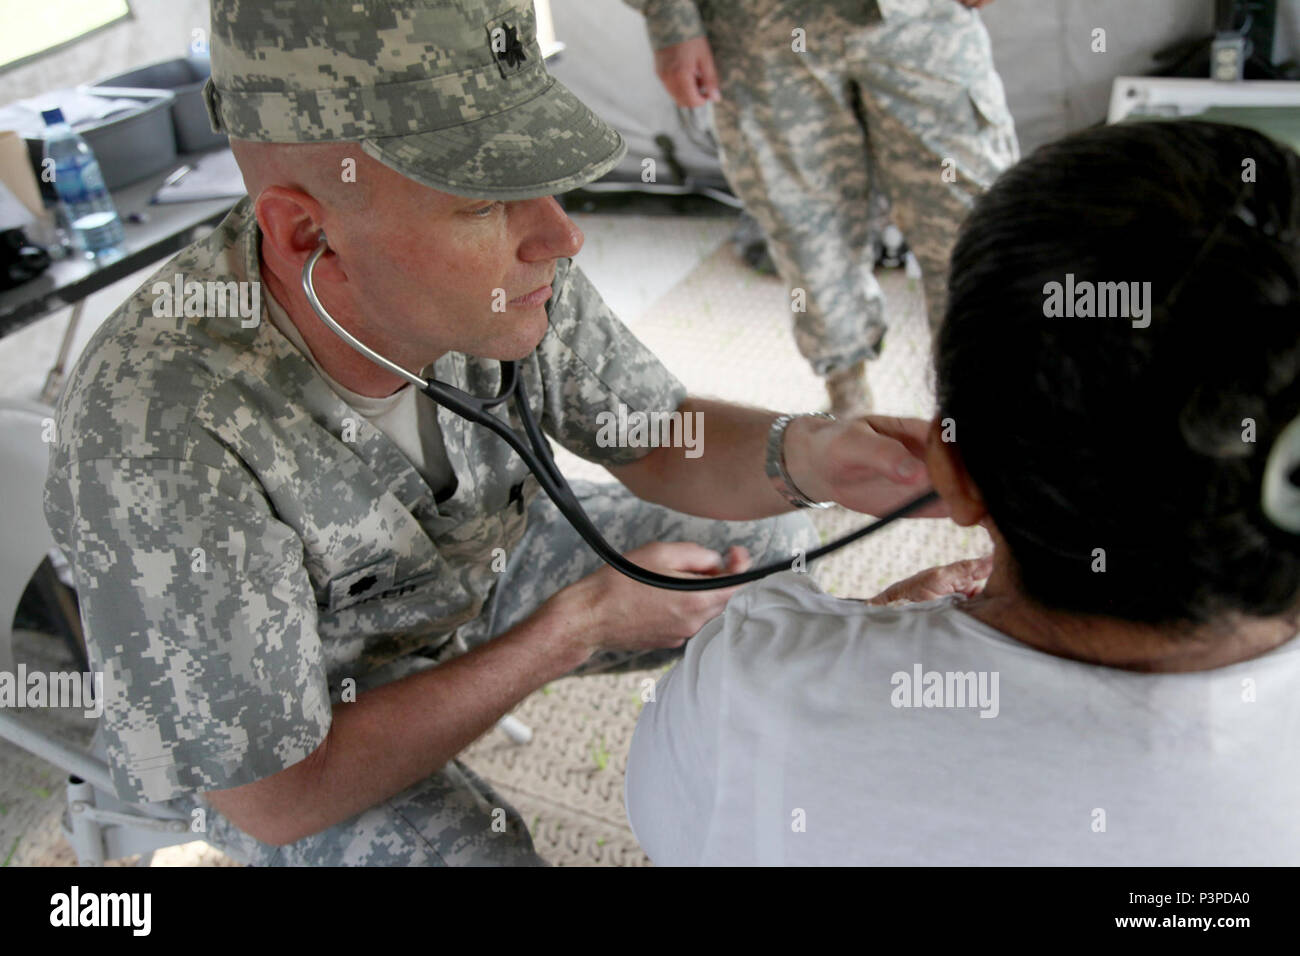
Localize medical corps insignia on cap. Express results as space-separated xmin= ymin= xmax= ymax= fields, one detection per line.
xmin=487 ymin=13 xmax=529 ymax=77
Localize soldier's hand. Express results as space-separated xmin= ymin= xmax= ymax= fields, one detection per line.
xmin=784 ymin=414 xmax=951 ymax=519
xmin=552 ymin=541 xmax=750 ymax=658
xmin=653 ymin=36 xmax=721 ymax=108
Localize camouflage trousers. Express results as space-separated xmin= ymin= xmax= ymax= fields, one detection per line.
xmin=707 ymin=2 xmax=1020 ymax=375
xmin=172 ymin=479 xmax=817 ymax=866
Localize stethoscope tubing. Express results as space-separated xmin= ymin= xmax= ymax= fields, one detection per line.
xmin=303 ymin=238 xmax=939 ymax=591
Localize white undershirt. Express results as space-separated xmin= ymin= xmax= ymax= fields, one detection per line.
xmin=625 ymin=570 xmax=1300 ymax=865
xmin=263 ymin=291 xmax=454 ymax=499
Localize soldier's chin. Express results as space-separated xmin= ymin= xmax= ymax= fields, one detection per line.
xmin=481 ymin=310 xmax=548 ymax=361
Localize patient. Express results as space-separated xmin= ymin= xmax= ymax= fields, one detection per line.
xmin=624 ymin=119 xmax=1300 ymax=865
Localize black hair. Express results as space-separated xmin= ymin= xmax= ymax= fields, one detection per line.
xmin=935 ymin=120 xmax=1300 ymax=625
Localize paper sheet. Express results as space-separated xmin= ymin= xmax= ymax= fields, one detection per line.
xmin=150 ymin=148 xmax=248 ymax=204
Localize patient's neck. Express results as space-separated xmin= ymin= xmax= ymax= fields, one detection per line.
xmin=958 ymin=544 xmax=1298 ymax=674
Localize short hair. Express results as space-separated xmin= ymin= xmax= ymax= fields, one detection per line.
xmin=935 ymin=120 xmax=1300 ymax=625
xmin=229 ymin=139 xmax=372 ymax=213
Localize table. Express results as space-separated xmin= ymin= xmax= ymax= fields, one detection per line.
xmin=0 ymin=149 xmax=241 ymax=402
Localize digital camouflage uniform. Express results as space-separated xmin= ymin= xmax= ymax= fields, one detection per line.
xmin=628 ymin=0 xmax=1021 ymax=373
xmin=44 ymin=0 xmax=819 ymax=866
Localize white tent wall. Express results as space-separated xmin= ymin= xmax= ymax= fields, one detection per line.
xmin=989 ymin=0 xmax=1296 ymax=148
xmin=0 ymin=0 xmax=210 ymax=102
xmin=981 ymin=0 xmax=1214 ymax=150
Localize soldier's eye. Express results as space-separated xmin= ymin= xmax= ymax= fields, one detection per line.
xmin=471 ymin=202 xmax=503 ymax=218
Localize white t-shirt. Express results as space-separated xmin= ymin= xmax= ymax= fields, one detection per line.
xmin=624 ymin=571 xmax=1300 ymax=865
xmin=264 ymin=291 xmax=454 ymax=499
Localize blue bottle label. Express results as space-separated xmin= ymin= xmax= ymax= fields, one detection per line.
xmin=55 ymin=156 xmax=107 ymax=205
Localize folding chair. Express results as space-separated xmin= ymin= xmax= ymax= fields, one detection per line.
xmin=0 ymin=398 xmax=197 ymax=865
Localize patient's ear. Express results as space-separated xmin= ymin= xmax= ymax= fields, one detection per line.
xmin=925 ymin=417 xmax=987 ymax=528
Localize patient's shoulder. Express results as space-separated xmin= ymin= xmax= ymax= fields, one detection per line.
xmin=730 ymin=570 xmax=964 ymax=632
xmin=694 ymin=571 xmax=975 ymax=677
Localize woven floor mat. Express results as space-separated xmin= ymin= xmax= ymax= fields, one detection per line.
xmin=463 ymin=669 xmax=662 ymax=867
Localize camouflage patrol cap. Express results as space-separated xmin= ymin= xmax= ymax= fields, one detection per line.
xmin=203 ymin=0 xmax=626 ymax=200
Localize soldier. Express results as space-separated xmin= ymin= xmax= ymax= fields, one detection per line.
xmin=44 ymin=0 xmax=944 ymax=866
xmin=628 ymin=0 xmax=1020 ymax=417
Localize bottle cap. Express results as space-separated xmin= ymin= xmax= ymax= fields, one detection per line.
xmin=40 ymin=108 xmax=66 ymax=126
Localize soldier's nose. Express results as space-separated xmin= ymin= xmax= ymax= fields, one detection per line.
xmin=519 ymin=197 xmax=583 ymax=261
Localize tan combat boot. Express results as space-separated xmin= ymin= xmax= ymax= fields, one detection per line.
xmin=825 ymin=361 xmax=873 ymax=420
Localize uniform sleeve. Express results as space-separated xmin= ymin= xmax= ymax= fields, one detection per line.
xmin=43 ymin=454 xmax=332 ymax=804
xmin=624 ymin=594 xmax=735 ymax=865
xmin=536 ymin=258 xmax=687 ymax=466
xmin=622 ymin=0 xmax=706 ymax=50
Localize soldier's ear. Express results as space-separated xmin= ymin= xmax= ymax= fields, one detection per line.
xmin=254 ymin=186 xmax=330 ymax=268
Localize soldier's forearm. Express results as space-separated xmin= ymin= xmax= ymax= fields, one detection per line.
xmin=609 ymin=398 xmax=799 ymax=521
xmin=203 ymin=598 xmax=592 ymax=847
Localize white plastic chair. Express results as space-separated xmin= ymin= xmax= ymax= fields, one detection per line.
xmin=0 ymin=398 xmax=194 ymax=865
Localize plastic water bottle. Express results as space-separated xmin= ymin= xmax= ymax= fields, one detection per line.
xmin=40 ymin=108 xmax=126 ymax=262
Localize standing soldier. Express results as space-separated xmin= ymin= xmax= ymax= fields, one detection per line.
xmin=628 ymin=0 xmax=1020 ymax=417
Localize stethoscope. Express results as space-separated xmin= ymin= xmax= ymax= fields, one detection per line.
xmin=302 ymin=236 xmax=939 ymax=590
